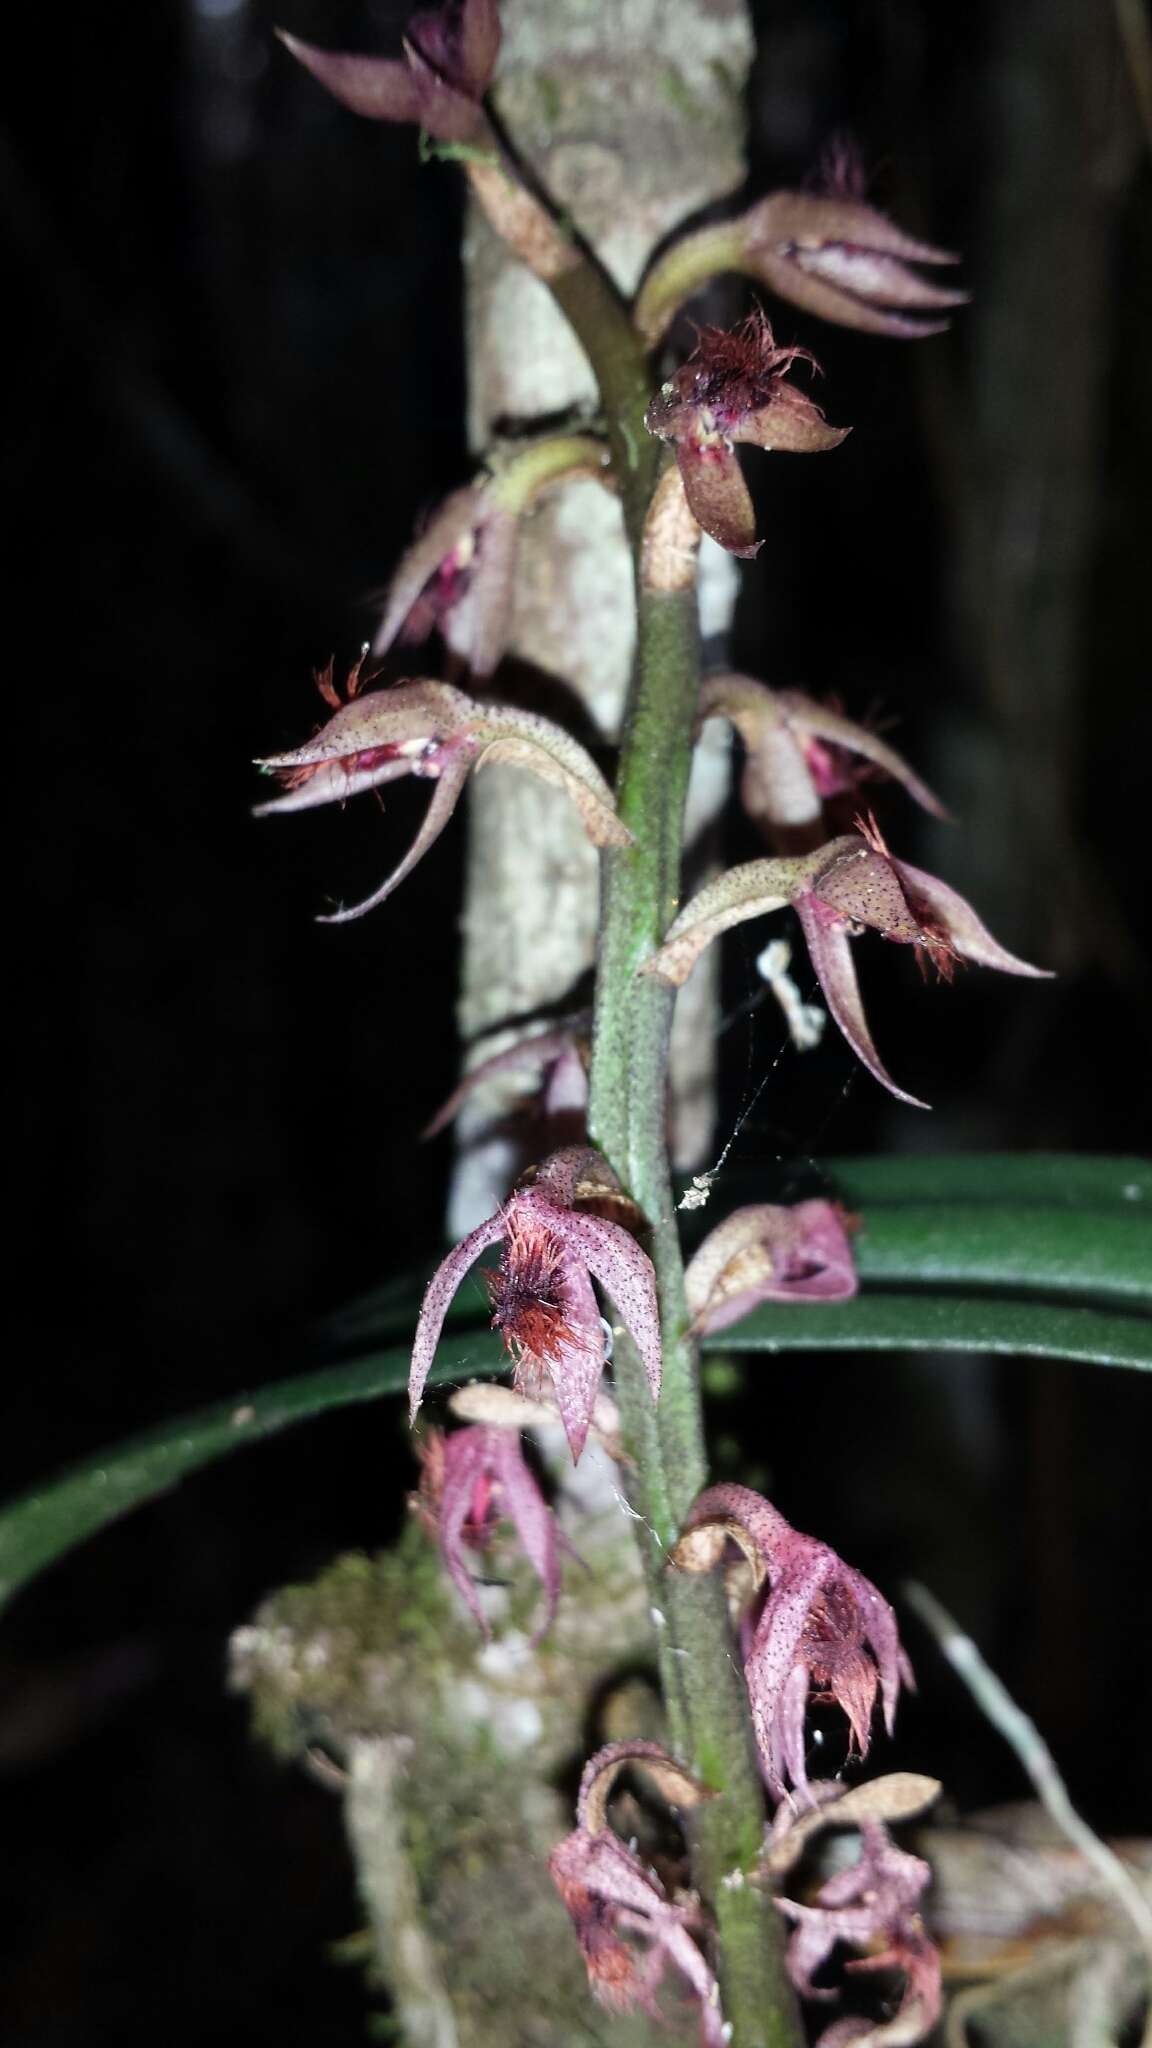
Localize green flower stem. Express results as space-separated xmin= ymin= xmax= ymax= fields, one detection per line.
xmin=548 ymin=261 xmax=662 ymax=541
xmin=473 ymin=163 xmax=801 ymax=2042
xmin=633 ymin=220 xmax=746 ymax=346
xmin=488 ymin=432 xmax=613 ymax=513
xmin=589 ymin=582 xmax=801 ymax=2047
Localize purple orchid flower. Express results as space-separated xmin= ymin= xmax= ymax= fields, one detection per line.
xmin=697 ymin=672 xmax=945 ymax=855
xmin=409 ymin=1148 xmax=662 ymax=1463
xmin=644 ymin=818 xmax=1051 ymax=1107
xmin=684 ymin=1199 xmax=858 ymax=1335
xmin=413 ymin=1421 xmax=561 ymax=1640
xmin=255 ymin=662 xmax=628 ymax=923
xmin=644 ymin=310 xmax=847 ymax=558
xmin=778 ymin=1818 xmax=941 ymax=2046
xmin=278 ymin=0 xmax=500 ymax=146
xmin=550 ymin=1741 xmax=724 ymax=2044
xmin=672 ymin=1483 xmax=913 ymax=1803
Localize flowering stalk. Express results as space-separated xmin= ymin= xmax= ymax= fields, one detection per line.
xmin=579 ymin=398 xmax=802 ymax=2044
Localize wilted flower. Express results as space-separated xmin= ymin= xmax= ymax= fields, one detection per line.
xmin=684 ymin=1200 xmax=857 ymax=1334
xmin=409 ymin=1148 xmax=661 ymax=1463
xmin=423 ymin=1015 xmax=590 ymax=1139
xmin=413 ymin=1421 xmax=561 ymax=1640
xmin=278 ymin=0 xmax=500 ymax=145
xmin=255 ymin=665 xmax=628 ymax=923
xmin=374 ymin=437 xmax=610 ymax=681
xmin=671 ymin=1483 xmax=912 ymax=1802
xmin=643 ymin=820 xmax=1051 ymax=1107
xmin=644 ymin=311 xmax=847 ymax=558
xmin=549 ymin=1741 xmax=724 ymax=2043
xmin=698 ymin=672 xmax=944 ymax=853
xmin=778 ymin=1818 xmax=941 ymax=2046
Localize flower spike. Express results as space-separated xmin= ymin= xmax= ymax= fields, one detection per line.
xmin=413 ymin=1421 xmax=561 ymax=1641
xmin=643 ymin=828 xmax=1051 ymax=1106
xmin=409 ymin=1148 xmax=661 ymax=1462
xmin=644 ymin=311 xmax=847 ymax=557
xmin=255 ymin=672 xmax=629 ymax=923
xmin=684 ymin=1200 xmax=857 ymax=1334
xmin=277 ymin=0 xmax=500 ymax=146
xmin=672 ymin=1483 xmax=913 ymax=1802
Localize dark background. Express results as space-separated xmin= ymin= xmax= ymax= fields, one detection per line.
xmin=5 ymin=1 xmax=1150 ymax=2041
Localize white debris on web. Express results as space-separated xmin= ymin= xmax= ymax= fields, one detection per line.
xmin=755 ymin=938 xmax=826 ymax=1051
xmin=678 ymin=1169 xmax=718 ymax=1212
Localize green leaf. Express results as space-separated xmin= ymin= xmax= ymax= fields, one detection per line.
xmin=852 ymin=1204 xmax=1149 ymax=1301
xmin=712 ymin=1294 xmax=1152 ymax=1367
xmin=0 ymin=1331 xmax=505 ymax=1617
xmin=827 ymin=1152 xmax=1151 ymax=1211
xmin=1 ymin=1155 xmax=1147 ymax=1617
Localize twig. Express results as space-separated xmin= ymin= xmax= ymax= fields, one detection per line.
xmin=904 ymin=1580 xmax=1152 ymax=2045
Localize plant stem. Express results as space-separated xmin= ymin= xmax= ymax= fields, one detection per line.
xmin=587 ymin=527 xmax=802 ymax=2048
xmin=473 ymin=148 xmax=801 ymax=2042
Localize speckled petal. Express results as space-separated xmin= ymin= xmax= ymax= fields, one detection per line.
xmin=409 ymin=1209 xmax=506 ymax=1420
xmin=795 ymin=900 xmax=930 ymax=1109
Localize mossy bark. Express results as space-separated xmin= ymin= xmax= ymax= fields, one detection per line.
xmin=232 ymin=1465 xmax=697 ymax=2045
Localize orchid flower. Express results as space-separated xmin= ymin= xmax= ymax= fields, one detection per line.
xmin=643 ymin=819 xmax=1051 ymax=1107
xmin=672 ymin=1483 xmax=913 ymax=1802
xmin=777 ymin=1819 xmax=941 ymax=2046
xmin=637 ymin=170 xmax=965 ymax=347
xmin=684 ymin=1199 xmax=857 ymax=1335
xmin=372 ymin=438 xmax=610 ymax=681
xmin=278 ymin=0 xmax=500 ymax=146
xmin=549 ymin=1741 xmax=725 ymax=2043
xmin=412 ymin=1420 xmax=560 ymax=1640
xmin=698 ymin=672 xmax=944 ymax=853
xmin=737 ymin=186 xmax=966 ymax=341
xmin=255 ymin=663 xmax=628 ymax=923
xmin=422 ymin=1016 xmax=590 ymax=1140
xmin=644 ymin=311 xmax=847 ymax=558
xmin=409 ymin=1148 xmax=661 ymax=1463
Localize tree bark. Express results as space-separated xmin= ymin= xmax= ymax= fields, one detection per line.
xmin=450 ymin=0 xmax=753 ymax=1233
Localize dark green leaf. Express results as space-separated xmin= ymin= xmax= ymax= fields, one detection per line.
xmin=2 ymin=1155 xmax=1147 ymax=1617
xmin=0 ymin=1332 xmax=504 ymax=1616
xmin=712 ymin=1294 xmax=1152 ymax=1367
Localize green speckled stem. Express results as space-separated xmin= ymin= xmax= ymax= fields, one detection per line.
xmin=547 ymin=277 xmax=800 ymax=2038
